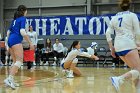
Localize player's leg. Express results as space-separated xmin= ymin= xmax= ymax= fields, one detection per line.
xmin=110 ymin=49 xmax=140 ymax=91
xmin=4 ymin=44 xmax=23 ymax=89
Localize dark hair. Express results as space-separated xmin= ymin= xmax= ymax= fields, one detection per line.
xmin=29 ymin=25 xmax=32 ymax=31
xmin=29 ymin=25 xmax=32 ymax=28
xmin=46 ymin=38 xmax=51 ymax=48
xmin=119 ymin=0 xmax=131 ymax=11
xmin=68 ymin=41 xmax=79 ymax=52
xmin=14 ymin=5 xmax=27 ymax=20
xmin=55 ymin=38 xmax=59 ymax=41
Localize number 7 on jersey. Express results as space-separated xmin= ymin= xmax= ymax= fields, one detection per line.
xmin=118 ymin=17 xmax=123 ymax=27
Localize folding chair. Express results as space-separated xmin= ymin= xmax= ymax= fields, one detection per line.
xmin=102 ymin=48 xmax=113 ymax=67
xmin=77 ymin=47 xmax=88 ymax=67
xmin=96 ymin=47 xmax=107 ymax=67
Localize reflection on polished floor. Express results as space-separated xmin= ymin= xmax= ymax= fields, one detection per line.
xmin=0 ymin=66 xmax=136 ymax=93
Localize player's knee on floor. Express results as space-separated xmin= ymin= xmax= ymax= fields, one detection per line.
xmin=14 ymin=61 xmax=22 ymax=68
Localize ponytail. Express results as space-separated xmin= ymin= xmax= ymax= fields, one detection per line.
xmin=68 ymin=45 xmax=73 ymax=53
xmin=14 ymin=5 xmax=27 ymax=20
xmin=68 ymin=41 xmax=79 ymax=53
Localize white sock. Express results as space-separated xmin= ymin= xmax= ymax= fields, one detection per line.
xmin=8 ymin=75 xmax=14 ymax=80
xmin=118 ymin=76 xmax=125 ymax=85
xmin=118 ymin=75 xmax=125 ymax=80
xmin=5 ymin=56 xmax=8 ymax=63
xmin=69 ymin=70 xmax=73 ymax=74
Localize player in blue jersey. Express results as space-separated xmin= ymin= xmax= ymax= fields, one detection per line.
xmin=106 ymin=0 xmax=140 ymax=92
xmin=4 ymin=5 xmax=34 ymax=89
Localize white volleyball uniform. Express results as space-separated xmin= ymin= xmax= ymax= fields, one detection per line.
xmin=106 ymin=11 xmax=140 ymax=52
xmin=61 ymin=48 xmax=91 ymax=66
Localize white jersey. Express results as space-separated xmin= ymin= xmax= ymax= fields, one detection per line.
xmin=61 ymin=48 xmax=91 ymax=64
xmin=27 ymin=31 xmax=38 ymax=45
xmin=106 ymin=11 xmax=140 ymax=52
xmin=87 ymin=47 xmax=95 ymax=55
xmin=53 ymin=43 xmax=64 ymax=53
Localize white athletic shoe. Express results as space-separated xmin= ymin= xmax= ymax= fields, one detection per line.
xmin=5 ymin=62 xmax=8 ymax=66
xmin=67 ymin=72 xmax=74 ymax=78
xmin=52 ymin=62 xmax=56 ymax=66
xmin=110 ymin=76 xmax=123 ymax=92
xmin=62 ymin=70 xmax=69 ymax=76
xmin=44 ymin=62 xmax=49 ymax=66
xmin=112 ymin=63 xmax=115 ymax=68
xmin=65 ymin=70 xmax=69 ymax=75
xmin=33 ymin=62 xmax=36 ymax=66
xmin=14 ymin=83 xmax=20 ymax=87
xmin=4 ymin=78 xmax=16 ymax=89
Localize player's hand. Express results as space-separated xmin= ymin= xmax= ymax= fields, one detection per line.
xmin=94 ymin=56 xmax=99 ymax=60
xmin=110 ymin=47 xmax=116 ymax=58
xmin=90 ymin=55 xmax=99 ymax=60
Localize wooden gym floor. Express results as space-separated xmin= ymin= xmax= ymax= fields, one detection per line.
xmin=0 ymin=66 xmax=136 ymax=93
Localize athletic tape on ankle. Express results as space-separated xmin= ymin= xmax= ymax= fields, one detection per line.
xmin=129 ymin=70 xmax=139 ymax=80
xmin=72 ymin=58 xmax=78 ymax=63
xmin=14 ymin=61 xmax=22 ymax=68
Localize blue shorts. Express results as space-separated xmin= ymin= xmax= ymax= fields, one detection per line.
xmin=116 ymin=49 xmax=132 ymax=56
xmin=8 ymin=34 xmax=23 ymax=48
xmin=61 ymin=63 xmax=65 ymax=69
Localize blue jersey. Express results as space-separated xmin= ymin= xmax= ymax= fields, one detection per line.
xmin=8 ymin=16 xmax=26 ymax=48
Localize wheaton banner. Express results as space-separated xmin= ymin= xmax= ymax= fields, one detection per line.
xmin=26 ymin=13 xmax=140 ymax=35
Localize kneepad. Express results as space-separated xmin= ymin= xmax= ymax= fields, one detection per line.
xmin=72 ymin=58 xmax=78 ymax=63
xmin=14 ymin=61 xmax=22 ymax=68
xmin=130 ymin=70 xmax=140 ymax=80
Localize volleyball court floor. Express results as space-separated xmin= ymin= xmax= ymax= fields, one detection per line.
xmin=0 ymin=66 xmax=135 ymax=93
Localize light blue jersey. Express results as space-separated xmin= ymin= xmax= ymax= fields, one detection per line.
xmin=8 ymin=16 xmax=26 ymax=47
